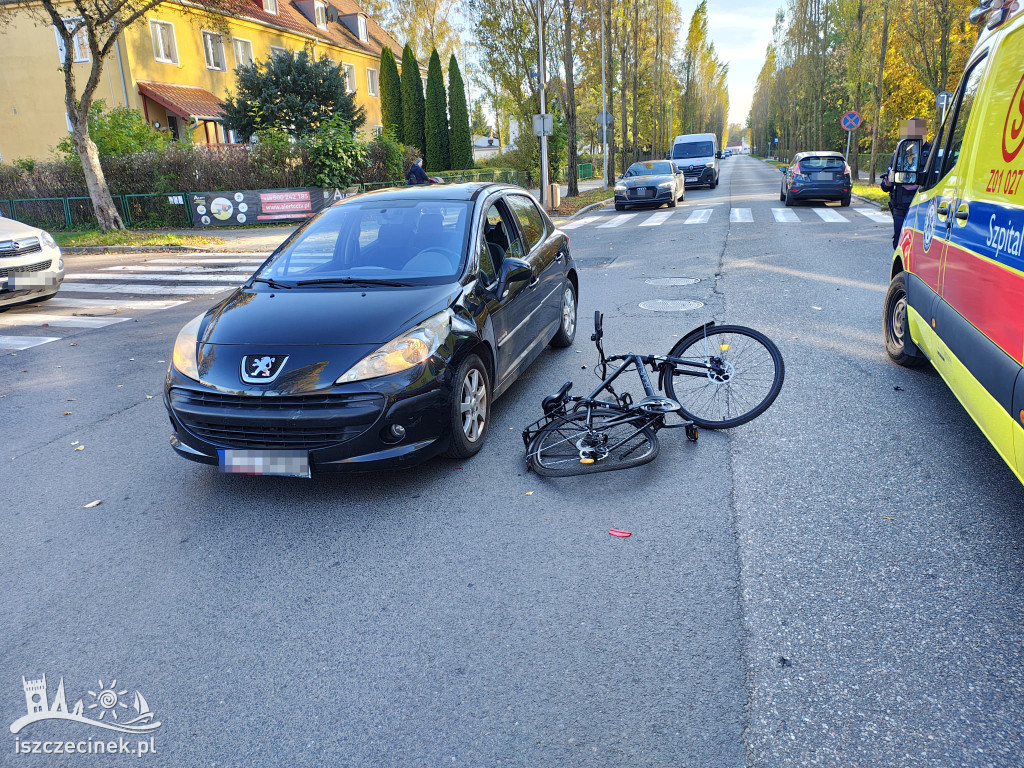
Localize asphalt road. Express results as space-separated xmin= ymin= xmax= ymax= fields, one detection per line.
xmin=1 ymin=156 xmax=1022 ymax=767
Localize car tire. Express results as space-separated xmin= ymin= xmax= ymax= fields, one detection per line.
xmin=668 ymin=195 xmax=677 ymax=208
xmin=615 ymin=203 xmax=624 ymax=211
xmin=883 ymin=272 xmax=926 ymax=368
xmin=709 ymin=176 xmax=717 ymax=189
xmin=780 ymin=185 xmax=786 ymax=202
xmin=443 ymin=353 xmax=491 ymax=459
xmin=785 ymin=188 xmax=794 ymax=207
xmin=840 ymin=194 xmax=851 ymax=207
xmin=550 ymin=282 xmax=577 ymax=348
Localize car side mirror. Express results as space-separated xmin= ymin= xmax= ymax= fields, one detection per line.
xmin=893 ymin=137 xmax=923 ymax=184
xmin=617 ymin=173 xmax=624 ymax=180
xmin=715 ymin=151 xmax=722 ymax=159
xmin=496 ymin=257 xmax=532 ymax=298
xmin=780 ymin=166 xmax=786 ymax=173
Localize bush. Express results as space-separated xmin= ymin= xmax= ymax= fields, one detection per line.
xmin=56 ymin=100 xmax=169 ymax=160
xmin=304 ymin=116 xmax=368 ymax=188
xmin=363 ymin=132 xmax=404 ymax=183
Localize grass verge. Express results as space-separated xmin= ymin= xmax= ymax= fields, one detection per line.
xmin=852 ymin=184 xmax=889 ymax=209
xmin=54 ymin=230 xmax=225 ymax=248
xmin=550 ymin=187 xmax=613 ymax=218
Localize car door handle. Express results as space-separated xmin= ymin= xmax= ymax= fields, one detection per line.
xmin=955 ymin=203 xmax=969 ymax=222
xmin=529 ymin=276 xmax=540 ymax=289
xmin=554 ymin=250 xmax=564 ymax=262
xmin=937 ymin=201 xmax=950 ymax=217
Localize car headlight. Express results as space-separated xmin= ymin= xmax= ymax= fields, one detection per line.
xmin=40 ymin=231 xmax=58 ymax=250
xmin=614 ymin=184 xmax=626 ymax=193
xmin=705 ymin=161 xmax=715 ymax=167
xmin=336 ymin=309 xmax=450 ymax=384
xmin=171 ymin=313 xmax=204 ymax=381
xmin=658 ymin=181 xmax=674 ymax=189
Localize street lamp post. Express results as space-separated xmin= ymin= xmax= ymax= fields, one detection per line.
xmin=537 ymin=0 xmax=549 ymax=209
xmin=600 ymin=0 xmax=607 ymax=189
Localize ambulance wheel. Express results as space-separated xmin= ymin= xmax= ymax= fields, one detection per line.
xmin=883 ymin=272 xmax=926 ymax=367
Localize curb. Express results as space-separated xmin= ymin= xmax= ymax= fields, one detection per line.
xmin=61 ymin=245 xmax=211 ymax=255
xmin=552 ymin=196 xmax=614 ymax=225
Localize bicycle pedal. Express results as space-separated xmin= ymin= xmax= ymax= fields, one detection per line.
xmin=579 ymin=457 xmax=595 ymax=464
xmin=685 ymin=424 xmax=699 ymax=442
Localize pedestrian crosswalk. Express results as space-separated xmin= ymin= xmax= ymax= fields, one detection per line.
xmin=559 ymin=205 xmax=890 ymax=231
xmin=0 ymin=256 xmax=258 ymax=351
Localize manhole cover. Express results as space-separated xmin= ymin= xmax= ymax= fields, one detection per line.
xmin=644 ymin=277 xmax=700 ymax=286
xmin=639 ymin=300 xmax=704 ymax=312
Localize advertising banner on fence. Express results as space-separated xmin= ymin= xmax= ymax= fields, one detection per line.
xmin=189 ymin=187 xmax=358 ymax=227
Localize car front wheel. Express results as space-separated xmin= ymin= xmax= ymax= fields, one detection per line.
xmin=444 ymin=354 xmax=491 ymax=458
xmin=550 ymin=282 xmax=577 ymax=348
xmin=883 ymin=272 xmax=926 ymax=367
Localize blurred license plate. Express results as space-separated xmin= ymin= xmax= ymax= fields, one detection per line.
xmin=814 ymin=172 xmax=831 ymax=180
xmin=685 ymin=176 xmax=697 ymax=182
xmin=218 ymin=449 xmax=310 ymax=478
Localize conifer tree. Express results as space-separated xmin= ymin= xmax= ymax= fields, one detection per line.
xmin=447 ymin=54 xmax=473 ymax=170
xmin=379 ymin=47 xmax=404 ymax=144
xmin=400 ymin=44 xmax=426 ymax=155
xmin=424 ymin=49 xmax=451 ymax=171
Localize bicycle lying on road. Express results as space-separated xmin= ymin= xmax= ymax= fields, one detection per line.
xmin=522 ymin=312 xmax=785 ymax=476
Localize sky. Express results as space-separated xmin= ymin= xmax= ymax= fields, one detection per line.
xmin=676 ymin=0 xmax=781 ymax=127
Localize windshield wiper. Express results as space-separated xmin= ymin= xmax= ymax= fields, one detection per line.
xmin=293 ymin=277 xmax=412 ymax=287
xmin=251 ymin=276 xmax=294 ymax=289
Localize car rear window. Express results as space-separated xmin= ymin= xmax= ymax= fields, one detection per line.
xmin=799 ymin=157 xmax=845 ymax=170
xmin=506 ymin=195 xmax=545 ymax=252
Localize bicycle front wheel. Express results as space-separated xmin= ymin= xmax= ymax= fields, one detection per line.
xmin=664 ymin=325 xmax=784 ymax=429
xmin=527 ymin=408 xmax=659 ymax=477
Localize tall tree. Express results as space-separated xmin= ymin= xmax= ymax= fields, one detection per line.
xmin=401 ymin=44 xmax=427 ymax=155
xmin=424 ymin=49 xmax=451 ymax=171
xmin=379 ymin=47 xmax=404 ymax=143
xmin=447 ymin=55 xmax=473 ymax=170
xmin=223 ymin=50 xmax=365 ymax=140
xmin=1 ymin=0 xmax=218 ymax=231
xmin=562 ymin=0 xmax=579 ymax=195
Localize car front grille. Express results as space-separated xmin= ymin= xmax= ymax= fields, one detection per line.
xmin=0 ymin=259 xmax=53 ymax=278
xmin=169 ymin=388 xmax=386 ymax=450
xmin=0 ymin=237 xmax=42 ymax=258
xmin=628 ymin=187 xmax=655 ymax=198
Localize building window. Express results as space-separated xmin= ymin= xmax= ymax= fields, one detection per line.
xmin=53 ymin=20 xmax=90 ymax=63
xmin=263 ymin=0 xmax=278 ymax=13
xmin=203 ymin=31 xmax=226 ymax=70
xmin=343 ymin=63 xmax=356 ymax=94
xmin=366 ymin=67 xmax=378 ymax=97
xmin=270 ymin=45 xmax=288 ymax=58
xmin=150 ymin=20 xmax=178 ymax=64
xmin=357 ymin=15 xmax=368 ymax=41
xmin=315 ymin=1 xmax=328 ymax=29
xmin=373 ymin=125 xmax=383 ymax=138
xmin=233 ymin=38 xmax=254 ymax=67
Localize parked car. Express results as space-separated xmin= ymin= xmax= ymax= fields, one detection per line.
xmin=779 ymin=151 xmax=852 ymax=206
xmin=722 ymin=149 xmax=732 ymax=158
xmin=614 ymin=161 xmax=685 ymax=211
xmin=670 ymin=132 xmax=721 ymax=188
xmin=882 ymin=5 xmax=1024 ymax=484
xmin=165 ymin=183 xmax=579 ymax=476
xmin=0 ymin=216 xmax=64 ymax=308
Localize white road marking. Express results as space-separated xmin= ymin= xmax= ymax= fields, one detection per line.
xmin=855 ymin=207 xmax=891 ymax=223
xmin=730 ymin=208 xmax=753 ymax=222
xmin=597 ymin=214 xmax=637 ymax=228
xmin=0 ymin=313 xmax=131 ymax=329
xmin=771 ymin=208 xmax=800 ymax=223
xmin=812 ymin=207 xmax=849 ymax=223
xmin=98 ymin=265 xmax=254 ymax=274
xmin=639 ymin=211 xmax=675 ymax=227
xmin=684 ymin=209 xmax=713 ymax=224
xmin=41 ymin=297 xmax=186 ymax=310
xmin=149 ymin=252 xmax=270 ymax=259
xmin=561 ymin=216 xmax=600 ymax=230
xmin=59 ymin=283 xmax=233 ymax=295
xmin=143 ymin=257 xmax=266 ymax=265
xmin=69 ymin=273 xmax=244 ymax=283
xmin=0 ymin=335 xmax=61 ymax=350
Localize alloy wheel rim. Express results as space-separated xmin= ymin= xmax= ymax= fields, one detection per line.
xmin=562 ymin=288 xmax=576 ymax=337
xmin=892 ymin=292 xmax=907 ymax=344
xmin=460 ymin=368 xmax=487 ymax=442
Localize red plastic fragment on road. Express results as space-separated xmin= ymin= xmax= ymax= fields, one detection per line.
xmin=608 ymin=529 xmax=632 ymax=538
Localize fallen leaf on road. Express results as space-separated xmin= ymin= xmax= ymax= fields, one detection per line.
xmin=70 ymin=441 xmax=79 ymax=446
xmin=524 ymin=491 xmax=534 ymax=496
xmin=893 ymin=386 xmax=904 ymax=391
xmin=69 ymin=342 xmax=77 ymax=346
xmin=81 ymin=500 xmax=101 ymax=509
xmin=609 ymin=529 xmax=632 ymax=538
xmin=811 ymin=306 xmax=823 ymax=311
xmin=74 ymin=445 xmax=84 ymax=451
xmin=62 ymin=411 xmax=72 ymax=416
xmin=41 ymin=323 xmax=49 ymax=327
xmin=882 ymin=516 xmax=896 ymax=520
xmin=67 ymin=398 xmax=76 ymax=401
xmin=145 ymin=395 xmax=153 ymax=399
xmin=117 ymin=384 xmax=124 ymax=388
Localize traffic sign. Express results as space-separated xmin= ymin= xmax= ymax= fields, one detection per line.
xmin=532 ymin=113 xmax=553 ymax=137
xmin=841 ymin=111 xmax=862 ymax=131
xmin=597 ymin=109 xmax=613 ymax=128
xmin=936 ymin=90 xmax=953 ymax=122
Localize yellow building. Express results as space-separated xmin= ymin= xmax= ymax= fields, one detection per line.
xmin=0 ymin=0 xmax=407 ymax=160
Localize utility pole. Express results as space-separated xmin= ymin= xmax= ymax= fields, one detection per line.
xmin=600 ymin=0 xmax=608 ymax=189
xmin=537 ymin=0 xmax=549 ymax=209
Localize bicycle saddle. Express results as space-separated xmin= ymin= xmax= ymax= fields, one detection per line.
xmin=636 ymin=396 xmax=681 ymax=414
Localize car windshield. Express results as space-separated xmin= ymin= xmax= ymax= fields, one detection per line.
xmin=799 ymin=156 xmax=845 ymax=169
xmin=671 ymin=141 xmax=713 ymax=159
xmin=255 ymin=199 xmax=471 ymax=286
xmin=625 ymin=161 xmax=674 ymax=177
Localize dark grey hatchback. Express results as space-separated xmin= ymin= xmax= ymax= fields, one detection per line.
xmin=780 ymin=151 xmax=852 ymax=206
xmin=165 ymin=183 xmax=578 ymax=477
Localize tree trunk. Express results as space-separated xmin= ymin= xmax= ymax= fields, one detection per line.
xmin=868 ymin=3 xmax=890 ymax=185
xmin=563 ymin=0 xmax=578 ymax=196
xmin=70 ymin=108 xmax=123 ymax=232
xmin=605 ymin=0 xmax=616 ymax=180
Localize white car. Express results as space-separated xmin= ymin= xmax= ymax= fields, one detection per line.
xmin=0 ymin=217 xmax=64 ymax=308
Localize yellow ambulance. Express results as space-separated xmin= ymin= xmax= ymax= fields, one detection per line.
xmin=882 ymin=1 xmax=1024 ymax=483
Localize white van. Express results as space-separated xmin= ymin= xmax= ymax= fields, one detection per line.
xmin=670 ymin=132 xmax=721 ymax=188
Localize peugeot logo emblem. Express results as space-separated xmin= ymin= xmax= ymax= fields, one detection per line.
xmin=240 ymin=354 xmax=288 ymax=384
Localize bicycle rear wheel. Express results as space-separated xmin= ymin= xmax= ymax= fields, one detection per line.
xmin=664 ymin=325 xmax=784 ymax=429
xmin=527 ymin=408 xmax=659 ymax=477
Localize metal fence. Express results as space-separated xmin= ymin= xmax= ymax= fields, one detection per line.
xmin=1 ymin=171 xmax=538 ymax=231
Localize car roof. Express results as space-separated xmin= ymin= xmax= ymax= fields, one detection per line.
xmin=794 ymin=151 xmax=844 ymax=160
xmin=346 ymin=182 xmax=518 ymax=204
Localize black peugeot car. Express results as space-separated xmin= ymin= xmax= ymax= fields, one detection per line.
xmin=165 ymin=183 xmax=578 ymax=476
xmin=780 ymin=151 xmax=852 ymax=206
